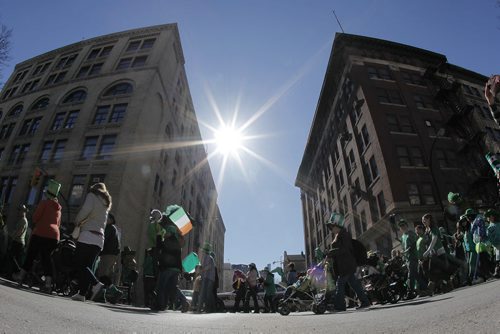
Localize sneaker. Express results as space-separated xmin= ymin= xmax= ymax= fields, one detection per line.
xmin=71 ymin=293 xmax=86 ymax=302
xmin=90 ymin=282 xmax=104 ymax=301
xmin=12 ymin=269 xmax=26 ymax=284
xmin=356 ymin=303 xmax=371 ymax=310
xmin=471 ymin=277 xmax=484 ymax=285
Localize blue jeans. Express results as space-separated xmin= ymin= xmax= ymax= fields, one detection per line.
xmin=334 ymin=273 xmax=369 ymax=310
xmin=155 ymin=269 xmax=179 ymax=310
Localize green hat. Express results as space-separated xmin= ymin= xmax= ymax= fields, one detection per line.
xmin=484 ymin=209 xmax=498 ymax=218
xmin=447 ymin=192 xmax=462 ymax=204
xmin=398 ymin=219 xmax=408 ymax=227
xmin=326 ymin=212 xmax=345 ymax=228
xmin=46 ymin=179 xmax=61 ymax=199
xmin=465 ymin=208 xmax=476 ymax=217
xmin=201 ymin=242 xmax=212 ymax=254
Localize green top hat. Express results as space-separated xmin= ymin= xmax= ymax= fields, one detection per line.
xmin=484 ymin=209 xmax=498 ymax=219
xmin=46 ymin=179 xmax=61 ymax=199
xmin=447 ymin=192 xmax=462 ymax=204
xmin=200 ymin=242 xmax=212 ymax=254
xmin=326 ymin=212 xmax=345 ymax=228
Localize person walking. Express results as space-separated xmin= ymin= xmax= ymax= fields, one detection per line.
xmin=325 ymin=214 xmax=370 ymax=311
xmin=71 ymin=183 xmax=112 ymax=302
xmin=13 ymin=180 xmax=62 ymax=294
xmin=97 ymin=213 xmax=120 ymax=285
xmin=232 ymin=269 xmax=247 ymax=312
xmin=398 ymin=219 xmax=418 ymax=299
xmin=262 ymin=268 xmax=277 ymax=313
xmin=5 ymin=205 xmax=28 ymax=279
xmin=244 ymin=262 xmax=260 ymax=313
xmin=197 ymin=242 xmax=216 ymax=313
xmin=485 ymin=209 xmax=500 ymax=278
xmin=191 ymin=265 xmax=202 ymax=311
xmin=421 ymin=213 xmax=450 ymax=293
xmin=286 ymin=262 xmax=298 ymax=286
xmin=467 ymin=209 xmax=492 ymax=282
xmin=415 ymin=224 xmax=429 ymax=295
xmin=458 ymin=214 xmax=476 ymax=284
xmin=153 ymin=214 xmax=184 ymax=311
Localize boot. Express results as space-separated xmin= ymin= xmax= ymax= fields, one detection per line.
xmin=41 ymin=276 xmax=52 ymax=294
xmin=12 ymin=269 xmax=26 ymax=285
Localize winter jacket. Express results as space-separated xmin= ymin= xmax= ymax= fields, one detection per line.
xmin=158 ymin=225 xmax=183 ymax=272
xmin=101 ymin=224 xmax=120 ymax=255
xmin=75 ymin=192 xmax=109 ymax=235
xmin=247 ymin=268 xmax=259 ymax=288
xmin=32 ymin=199 xmax=62 ymax=240
xmin=330 ymin=228 xmax=357 ymax=277
xmin=264 ymin=272 xmax=276 ymax=296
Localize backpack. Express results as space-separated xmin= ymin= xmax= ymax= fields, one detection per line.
xmin=351 ymin=239 xmax=368 ymax=266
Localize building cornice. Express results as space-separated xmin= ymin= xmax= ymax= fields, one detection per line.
xmin=15 ymin=23 xmax=181 ymax=69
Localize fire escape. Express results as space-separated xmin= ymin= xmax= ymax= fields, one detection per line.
xmin=424 ymin=63 xmax=496 ymax=204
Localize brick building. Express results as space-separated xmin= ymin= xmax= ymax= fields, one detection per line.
xmin=296 ymin=33 xmax=499 ymax=266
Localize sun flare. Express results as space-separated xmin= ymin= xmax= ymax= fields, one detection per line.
xmin=214 ymin=125 xmax=244 ymax=156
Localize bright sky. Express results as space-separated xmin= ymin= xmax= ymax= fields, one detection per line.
xmin=1 ymin=1 xmax=499 ymax=270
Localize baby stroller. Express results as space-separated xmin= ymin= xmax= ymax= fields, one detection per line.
xmin=278 ymin=266 xmax=326 ymax=316
xmin=51 ymin=236 xmax=77 ymax=296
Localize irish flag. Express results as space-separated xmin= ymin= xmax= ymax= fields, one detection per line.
xmin=166 ymin=205 xmax=193 ymax=236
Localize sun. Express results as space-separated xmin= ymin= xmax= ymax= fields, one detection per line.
xmin=214 ymin=125 xmax=244 ymax=156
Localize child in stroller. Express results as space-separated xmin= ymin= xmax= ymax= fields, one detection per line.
xmin=278 ymin=265 xmax=326 ymax=316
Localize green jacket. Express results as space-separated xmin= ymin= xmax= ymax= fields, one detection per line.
xmin=264 ymin=272 xmax=276 ymax=296
xmin=401 ymin=230 xmax=418 ymax=261
xmin=416 ymin=236 xmax=426 ymax=260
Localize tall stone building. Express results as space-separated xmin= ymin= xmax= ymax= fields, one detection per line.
xmin=296 ymin=33 xmax=499 ymax=266
xmin=0 ymin=24 xmax=225 ymax=278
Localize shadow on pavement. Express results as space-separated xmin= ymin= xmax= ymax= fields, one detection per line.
xmin=96 ymin=303 xmax=165 ymax=315
xmin=369 ymin=296 xmax=453 ymax=311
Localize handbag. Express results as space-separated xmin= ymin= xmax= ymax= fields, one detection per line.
xmin=71 ymin=217 xmax=89 ymax=240
xmin=71 ymin=226 xmax=81 ymax=239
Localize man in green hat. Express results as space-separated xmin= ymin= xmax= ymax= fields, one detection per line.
xmin=398 ymin=219 xmax=418 ymax=299
xmin=326 ymin=213 xmax=370 ymax=311
xmin=485 ymin=209 xmax=500 ymax=278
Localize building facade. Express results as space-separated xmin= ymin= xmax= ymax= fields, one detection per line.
xmin=296 ymin=33 xmax=499 ymax=267
xmin=0 ymin=24 xmax=225 ymax=283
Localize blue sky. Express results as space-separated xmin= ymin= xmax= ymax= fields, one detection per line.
xmin=1 ymin=1 xmax=499 ymax=270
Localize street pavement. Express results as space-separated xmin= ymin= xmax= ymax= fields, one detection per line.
xmin=0 ymin=278 xmax=499 ymax=334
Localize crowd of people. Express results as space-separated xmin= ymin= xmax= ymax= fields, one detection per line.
xmin=0 ymin=181 xmax=135 ymax=303
xmin=0 ymin=179 xmax=499 ymax=316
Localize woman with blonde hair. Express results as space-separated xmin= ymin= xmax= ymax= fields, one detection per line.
xmin=71 ymin=183 xmax=112 ymax=302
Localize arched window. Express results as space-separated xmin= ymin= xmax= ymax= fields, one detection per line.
xmin=102 ymin=83 xmax=133 ymax=97
xmin=62 ymin=89 xmax=87 ymax=104
xmin=30 ymin=97 xmax=50 ymax=111
xmin=7 ymin=104 xmax=23 ymax=117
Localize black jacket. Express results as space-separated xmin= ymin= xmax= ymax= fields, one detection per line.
xmin=101 ymin=224 xmax=120 ymax=255
xmin=330 ymin=228 xmax=357 ymax=277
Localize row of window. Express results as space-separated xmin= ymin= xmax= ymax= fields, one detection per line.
xmin=376 ymin=88 xmax=438 ymax=110
xmin=1 ymin=82 xmax=132 ymax=121
xmin=3 ymin=37 xmax=154 ymax=101
xmin=0 ymin=102 xmax=128 ymax=142
xmin=367 ymin=65 xmax=426 ymax=86
xmin=0 ymin=134 xmax=117 ymax=167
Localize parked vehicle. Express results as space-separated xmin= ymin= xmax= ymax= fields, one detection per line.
xmin=217 ymin=283 xmax=286 ymax=311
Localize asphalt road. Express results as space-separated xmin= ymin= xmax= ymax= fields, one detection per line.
xmin=1 ymin=278 xmax=499 ymax=334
